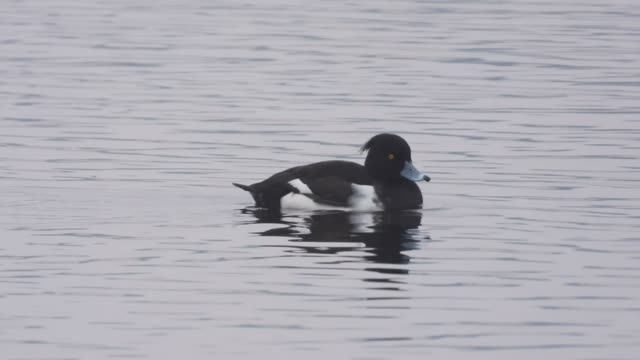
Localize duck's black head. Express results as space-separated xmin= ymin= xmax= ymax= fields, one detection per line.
xmin=361 ymin=133 xmax=430 ymax=183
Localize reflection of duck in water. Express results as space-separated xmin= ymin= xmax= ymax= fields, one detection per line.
xmin=241 ymin=208 xmax=427 ymax=265
xmin=233 ymin=134 xmax=430 ymax=212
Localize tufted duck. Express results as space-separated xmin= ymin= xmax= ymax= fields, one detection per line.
xmin=233 ymin=133 xmax=430 ymax=211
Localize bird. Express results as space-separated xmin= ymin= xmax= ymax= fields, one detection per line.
xmin=233 ymin=133 xmax=430 ymax=212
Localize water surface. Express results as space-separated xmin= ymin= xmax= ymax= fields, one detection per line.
xmin=2 ymin=0 xmax=640 ymax=359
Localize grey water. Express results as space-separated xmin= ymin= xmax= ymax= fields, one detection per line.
xmin=2 ymin=0 xmax=640 ymax=359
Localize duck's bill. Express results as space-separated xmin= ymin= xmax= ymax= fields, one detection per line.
xmin=401 ymin=161 xmax=431 ymax=182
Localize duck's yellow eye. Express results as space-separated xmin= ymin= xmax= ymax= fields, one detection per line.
xmin=388 ymin=153 xmax=395 ymax=160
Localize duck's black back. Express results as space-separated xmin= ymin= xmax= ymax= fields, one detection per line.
xmin=234 ymin=160 xmax=371 ymax=209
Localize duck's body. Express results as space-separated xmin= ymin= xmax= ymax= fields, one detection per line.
xmin=234 ymin=134 xmax=430 ymax=212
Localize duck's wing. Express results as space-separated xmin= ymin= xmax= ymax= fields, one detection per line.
xmin=296 ymin=176 xmax=358 ymax=206
xmin=295 ymin=161 xmax=373 ymax=206
xmin=234 ymin=160 xmax=371 ymax=209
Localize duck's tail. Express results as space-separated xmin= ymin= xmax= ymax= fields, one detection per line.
xmin=233 ymin=182 xmax=298 ymax=210
xmin=232 ymin=182 xmax=252 ymax=192
xmin=233 ymin=182 xmax=264 ymax=208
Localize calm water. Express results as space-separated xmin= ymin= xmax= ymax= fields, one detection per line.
xmin=2 ymin=0 xmax=640 ymax=359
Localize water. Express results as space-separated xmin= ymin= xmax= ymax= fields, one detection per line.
xmin=2 ymin=0 xmax=640 ymax=359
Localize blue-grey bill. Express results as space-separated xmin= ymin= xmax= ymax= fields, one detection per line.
xmin=400 ymin=161 xmax=431 ymax=182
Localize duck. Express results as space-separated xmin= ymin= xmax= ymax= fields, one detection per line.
xmin=233 ymin=133 xmax=430 ymax=212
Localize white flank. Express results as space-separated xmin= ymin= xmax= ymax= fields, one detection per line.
xmin=280 ymin=179 xmax=383 ymax=212
xmin=288 ymin=178 xmax=312 ymax=194
xmin=281 ymin=178 xmax=338 ymax=210
xmin=280 ymin=193 xmax=339 ymax=210
xmin=349 ymin=184 xmax=383 ymax=211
